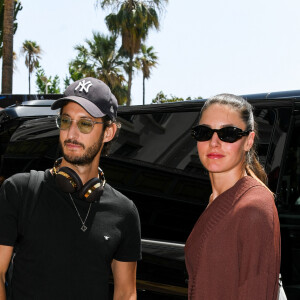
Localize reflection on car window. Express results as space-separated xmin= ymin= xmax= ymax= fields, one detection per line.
xmin=112 ymin=110 xmax=276 ymax=181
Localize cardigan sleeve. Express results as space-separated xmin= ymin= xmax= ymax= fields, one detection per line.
xmin=236 ymin=189 xmax=280 ymax=300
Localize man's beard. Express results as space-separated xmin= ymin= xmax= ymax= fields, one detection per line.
xmin=60 ymin=134 xmax=104 ymax=166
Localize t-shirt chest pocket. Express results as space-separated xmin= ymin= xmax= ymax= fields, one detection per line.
xmin=88 ymin=218 xmax=122 ymax=260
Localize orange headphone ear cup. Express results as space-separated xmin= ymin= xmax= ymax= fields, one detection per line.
xmin=55 ymin=167 xmax=83 ymax=193
xmin=53 ymin=158 xmax=106 ymax=203
xmin=78 ymin=177 xmax=103 ymax=203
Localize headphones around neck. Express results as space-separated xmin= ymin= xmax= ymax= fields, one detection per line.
xmin=52 ymin=158 xmax=106 ymax=203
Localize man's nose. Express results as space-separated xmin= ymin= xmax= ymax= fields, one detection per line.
xmin=66 ymin=120 xmax=80 ymax=139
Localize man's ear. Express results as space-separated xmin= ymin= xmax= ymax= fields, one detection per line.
xmin=103 ymin=123 xmax=117 ymax=143
xmin=244 ymin=131 xmax=255 ymax=152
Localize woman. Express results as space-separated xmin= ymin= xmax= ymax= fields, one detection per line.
xmin=185 ymin=94 xmax=281 ymax=300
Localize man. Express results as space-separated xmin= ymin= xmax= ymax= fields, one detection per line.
xmin=0 ymin=77 xmax=142 ymax=299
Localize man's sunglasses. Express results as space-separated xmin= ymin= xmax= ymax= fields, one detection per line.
xmin=56 ymin=115 xmax=104 ymax=134
xmin=191 ymin=125 xmax=251 ymax=143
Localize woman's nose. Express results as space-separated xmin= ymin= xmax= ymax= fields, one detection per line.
xmin=209 ymin=132 xmax=221 ymax=146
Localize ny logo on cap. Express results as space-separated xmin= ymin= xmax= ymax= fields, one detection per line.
xmin=75 ymin=80 xmax=93 ymax=93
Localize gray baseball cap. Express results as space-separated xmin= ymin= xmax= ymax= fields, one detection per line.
xmin=51 ymin=77 xmax=118 ymax=121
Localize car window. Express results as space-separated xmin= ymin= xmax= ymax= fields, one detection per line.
xmin=277 ymin=108 xmax=300 ymax=291
xmin=279 ymin=109 xmax=300 ymax=210
xmin=0 ymin=116 xmax=59 ymax=179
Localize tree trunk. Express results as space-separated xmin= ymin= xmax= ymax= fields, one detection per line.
xmin=126 ymin=54 xmax=133 ymax=106
xmin=1 ymin=0 xmax=14 ymax=94
xmin=143 ymin=75 xmax=145 ymax=105
xmin=28 ymin=55 xmax=31 ymax=95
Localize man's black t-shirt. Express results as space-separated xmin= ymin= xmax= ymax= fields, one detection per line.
xmin=0 ymin=169 xmax=142 ymax=300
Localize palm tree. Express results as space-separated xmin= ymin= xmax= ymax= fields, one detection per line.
xmin=1 ymin=0 xmax=14 ymax=93
xmin=21 ymin=40 xmax=42 ymax=95
xmin=99 ymin=0 xmax=168 ymax=105
xmin=137 ymin=44 xmax=157 ymax=105
xmin=1 ymin=0 xmax=22 ymax=93
xmin=69 ymin=32 xmax=127 ymax=104
xmin=0 ymin=0 xmax=22 ymax=58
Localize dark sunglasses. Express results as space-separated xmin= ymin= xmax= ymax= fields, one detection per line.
xmin=56 ymin=115 xmax=104 ymax=134
xmin=191 ymin=125 xmax=251 ymax=143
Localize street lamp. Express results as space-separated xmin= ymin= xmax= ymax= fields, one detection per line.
xmin=41 ymin=76 xmax=51 ymax=94
xmin=46 ymin=82 xmax=51 ymax=94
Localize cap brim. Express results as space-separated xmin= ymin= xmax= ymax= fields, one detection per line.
xmin=51 ymin=96 xmax=105 ymax=118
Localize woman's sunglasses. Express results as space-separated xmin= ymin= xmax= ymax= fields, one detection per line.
xmin=56 ymin=115 xmax=104 ymax=134
xmin=191 ymin=125 xmax=251 ymax=143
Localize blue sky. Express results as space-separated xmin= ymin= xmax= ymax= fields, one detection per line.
xmin=9 ymin=0 xmax=300 ymax=105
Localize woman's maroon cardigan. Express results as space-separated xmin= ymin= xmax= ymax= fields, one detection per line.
xmin=185 ymin=176 xmax=281 ymax=300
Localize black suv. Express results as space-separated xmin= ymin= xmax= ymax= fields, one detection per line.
xmin=1 ymin=91 xmax=300 ymax=299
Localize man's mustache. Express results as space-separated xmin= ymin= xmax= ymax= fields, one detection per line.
xmin=64 ymin=139 xmax=85 ymax=149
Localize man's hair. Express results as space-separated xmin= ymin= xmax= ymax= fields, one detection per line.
xmin=102 ymin=115 xmax=121 ymax=156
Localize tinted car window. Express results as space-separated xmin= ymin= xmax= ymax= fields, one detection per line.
xmin=278 ymin=109 xmax=300 ymax=297
xmin=0 ymin=116 xmax=59 ymax=178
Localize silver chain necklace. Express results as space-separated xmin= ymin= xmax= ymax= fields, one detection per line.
xmin=69 ymin=193 xmax=92 ymax=232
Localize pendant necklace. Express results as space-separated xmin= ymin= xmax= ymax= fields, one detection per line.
xmin=69 ymin=193 xmax=91 ymax=232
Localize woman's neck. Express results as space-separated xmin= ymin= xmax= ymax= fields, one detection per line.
xmin=209 ymin=169 xmax=247 ymax=203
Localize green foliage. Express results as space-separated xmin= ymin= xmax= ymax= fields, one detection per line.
xmin=21 ymin=40 xmax=42 ymax=94
xmin=35 ymin=65 xmax=60 ymax=94
xmin=136 ymin=43 xmax=158 ymax=104
xmin=98 ymin=0 xmax=168 ymax=105
xmin=68 ymin=32 xmax=128 ymax=104
xmin=0 ymin=0 xmax=22 ymax=58
xmin=64 ymin=64 xmax=84 ymax=89
xmin=137 ymin=44 xmax=158 ymax=79
xmin=186 ymin=96 xmax=202 ymax=101
xmin=152 ymin=91 xmax=202 ymax=104
xmin=152 ymin=91 xmax=167 ymax=103
xmin=104 ymin=2 xmax=160 ymax=55
xmin=21 ymin=40 xmax=41 ymax=72
xmin=152 ymin=91 xmax=183 ymax=103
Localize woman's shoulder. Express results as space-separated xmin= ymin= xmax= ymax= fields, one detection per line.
xmin=233 ymin=176 xmax=275 ymax=212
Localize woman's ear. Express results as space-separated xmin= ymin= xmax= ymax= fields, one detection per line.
xmin=244 ymin=131 xmax=255 ymax=152
xmin=103 ymin=123 xmax=117 ymax=143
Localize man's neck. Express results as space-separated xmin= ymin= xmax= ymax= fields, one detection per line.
xmin=60 ymin=158 xmax=100 ymax=184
